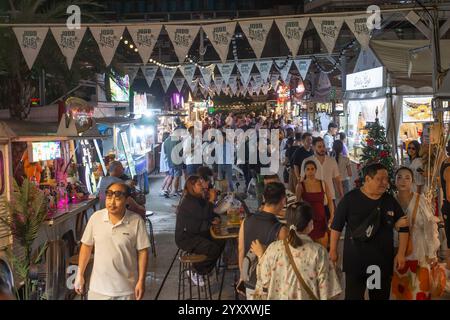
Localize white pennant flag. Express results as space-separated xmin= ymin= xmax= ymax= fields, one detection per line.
xmin=275 ymin=18 xmax=309 ymax=56
xmin=214 ymin=76 xmax=223 ymax=93
xmin=188 ymin=78 xmax=198 ymax=93
xmin=294 ymin=59 xmax=312 ymax=80
xmin=90 ymin=26 xmax=125 ymax=66
xmin=179 ymin=65 xmax=197 ymax=86
xmin=161 ymin=68 xmax=177 ymax=88
xmin=229 ymin=76 xmax=238 ymax=95
xmin=200 ymin=66 xmax=214 ymax=87
xmin=174 ymin=77 xmax=185 ymax=92
xmin=261 ymin=84 xmax=270 ymax=95
xmin=311 ymin=17 xmax=344 ymax=54
xmin=202 ymin=22 xmax=236 ymax=63
xmin=275 ymin=59 xmax=293 ymax=82
xmin=255 ymin=61 xmax=272 ymax=82
xmin=141 ymin=66 xmax=159 ymax=88
xmin=165 ymin=25 xmax=200 ymax=62
xmin=127 ymin=25 xmax=162 ymax=64
xmin=237 ymin=62 xmax=253 ymax=86
xmin=239 ymin=20 xmax=273 ymax=58
xmin=253 ymin=75 xmax=263 ymax=89
xmin=345 ymin=15 xmax=371 ymax=49
xmin=13 ymin=27 xmax=48 ymax=70
xmin=270 ymin=74 xmax=279 ymax=91
xmin=217 ymin=63 xmax=235 ymax=85
xmin=124 ymin=66 xmax=140 ymax=85
xmin=51 ymin=27 xmax=86 ymax=69
xmin=159 ymin=77 xmax=169 ymax=92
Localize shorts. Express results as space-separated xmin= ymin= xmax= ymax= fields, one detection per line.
xmin=88 ymin=291 xmax=135 ymax=300
xmin=442 ymin=201 xmax=450 ymax=248
xmin=169 ymin=166 xmax=183 ymax=177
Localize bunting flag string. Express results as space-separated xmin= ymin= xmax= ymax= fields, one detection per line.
xmin=13 ymin=27 xmax=49 ymax=70
xmin=50 ymin=27 xmax=86 ymax=69
xmin=90 ymin=26 xmax=125 ymax=66
xmin=127 ymin=25 xmax=162 ymax=64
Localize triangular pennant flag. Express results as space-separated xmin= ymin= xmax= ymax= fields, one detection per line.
xmin=275 ymin=18 xmax=309 ymax=56
xmin=317 ymin=72 xmax=331 ymax=92
xmin=345 ymin=15 xmax=371 ymax=49
xmin=90 ymin=26 xmax=125 ymax=66
xmin=174 ymin=77 xmax=185 ymax=92
xmin=217 ymin=63 xmax=235 ymax=85
xmin=124 ymin=66 xmax=140 ymax=85
xmin=214 ymin=76 xmax=223 ymax=93
xmin=188 ymin=78 xmax=198 ymax=93
xmin=239 ymin=20 xmax=273 ymax=58
xmin=202 ymin=22 xmax=236 ymax=63
xmin=294 ymin=59 xmax=312 ymax=80
xmin=127 ymin=25 xmax=162 ymax=64
xmin=311 ymin=17 xmax=344 ymax=54
xmin=275 ymin=59 xmax=293 ymax=82
xmin=165 ymin=25 xmax=200 ymax=62
xmin=237 ymin=62 xmax=253 ymax=86
xmin=200 ymin=66 xmax=214 ymax=87
xmin=255 ymin=61 xmax=272 ymax=82
xmin=141 ymin=66 xmax=159 ymax=88
xmin=261 ymin=84 xmax=270 ymax=95
xmin=159 ymin=77 xmax=168 ymax=92
xmin=13 ymin=27 xmax=49 ymax=70
xmin=179 ymin=65 xmax=197 ymax=85
xmin=161 ymin=68 xmax=177 ymax=88
xmin=253 ymin=75 xmax=263 ymax=89
xmin=285 ymin=73 xmax=292 ymax=85
xmin=51 ymin=27 xmax=86 ymax=69
xmin=270 ymin=74 xmax=279 ymax=90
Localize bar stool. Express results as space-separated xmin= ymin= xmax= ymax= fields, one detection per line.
xmin=145 ymin=211 xmax=156 ymax=257
xmin=177 ymin=251 xmax=213 ymax=300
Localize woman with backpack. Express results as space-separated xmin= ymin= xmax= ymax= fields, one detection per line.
xmin=252 ymin=202 xmax=342 ymax=300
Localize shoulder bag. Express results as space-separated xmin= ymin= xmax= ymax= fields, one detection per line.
xmin=283 ymin=239 xmax=318 ymax=300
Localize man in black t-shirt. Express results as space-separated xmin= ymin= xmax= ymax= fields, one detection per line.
xmin=291 ymin=132 xmax=314 ymax=182
xmin=330 ymin=163 xmax=409 ymax=300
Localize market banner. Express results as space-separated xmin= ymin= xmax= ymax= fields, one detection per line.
xmin=239 ymin=20 xmax=273 ymax=59
xmin=127 ymin=25 xmax=162 ymax=64
xmin=202 ymin=22 xmax=236 ymax=63
xmin=13 ymin=27 xmax=49 ymax=70
xmin=174 ymin=77 xmax=185 ymax=92
xmin=159 ymin=77 xmax=169 ymax=92
xmin=124 ymin=65 xmax=140 ymax=85
xmin=255 ymin=61 xmax=272 ymax=82
xmin=179 ymin=64 xmax=197 ymax=86
xmin=217 ymin=63 xmax=235 ymax=85
xmin=161 ymin=67 xmax=177 ymax=88
xmin=275 ymin=18 xmax=309 ymax=56
xmin=275 ymin=59 xmax=293 ymax=82
xmin=165 ymin=25 xmax=200 ymax=62
xmin=142 ymin=65 xmax=159 ymax=88
xmin=50 ymin=27 xmax=86 ymax=69
xmin=237 ymin=62 xmax=253 ymax=86
xmin=293 ymin=59 xmax=312 ymax=80
xmin=90 ymin=26 xmax=125 ymax=66
xmin=345 ymin=15 xmax=371 ymax=49
xmin=200 ymin=66 xmax=214 ymax=87
xmin=311 ymin=17 xmax=344 ymax=54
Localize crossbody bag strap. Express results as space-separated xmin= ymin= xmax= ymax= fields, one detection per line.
xmin=283 ymin=239 xmax=318 ymax=300
xmin=410 ymin=194 xmax=421 ymax=234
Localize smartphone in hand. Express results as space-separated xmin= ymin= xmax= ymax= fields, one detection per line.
xmin=236 ymin=280 xmax=246 ymax=296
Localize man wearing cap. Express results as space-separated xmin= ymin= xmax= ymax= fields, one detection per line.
xmin=76 ymin=181 xmax=150 ymax=300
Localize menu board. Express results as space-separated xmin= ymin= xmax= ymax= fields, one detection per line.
xmin=120 ymin=132 xmax=136 ymax=178
xmin=402 ymin=96 xmax=434 ymax=123
xmin=31 ymin=141 xmax=61 ymax=162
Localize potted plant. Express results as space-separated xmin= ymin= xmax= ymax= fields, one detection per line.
xmin=0 ymin=179 xmax=48 ymax=300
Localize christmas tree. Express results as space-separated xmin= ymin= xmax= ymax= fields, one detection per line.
xmin=358 ymin=111 xmax=396 ymax=187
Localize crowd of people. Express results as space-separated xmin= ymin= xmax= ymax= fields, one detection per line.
xmin=62 ymin=109 xmax=450 ymax=301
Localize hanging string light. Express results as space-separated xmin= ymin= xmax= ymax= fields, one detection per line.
xmin=312 ymin=39 xmax=357 ymax=74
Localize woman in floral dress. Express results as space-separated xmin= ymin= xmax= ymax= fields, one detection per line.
xmin=391 ymin=167 xmax=440 ymax=300
xmin=252 ymin=202 xmax=342 ymax=300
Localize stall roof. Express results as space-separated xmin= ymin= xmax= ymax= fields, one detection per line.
xmin=0 ymin=120 xmax=108 ymax=142
xmin=370 ymin=40 xmax=450 ymax=77
xmin=95 ymin=117 xmax=139 ymax=126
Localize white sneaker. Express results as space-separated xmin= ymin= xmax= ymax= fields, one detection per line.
xmin=186 ymin=271 xmax=204 ymax=287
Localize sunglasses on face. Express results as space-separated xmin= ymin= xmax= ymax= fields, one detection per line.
xmin=105 ymin=190 xmax=126 ymax=199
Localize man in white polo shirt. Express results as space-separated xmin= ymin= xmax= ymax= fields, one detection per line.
xmin=301 ymin=137 xmax=343 ymax=206
xmin=75 ymin=182 xmax=150 ymax=300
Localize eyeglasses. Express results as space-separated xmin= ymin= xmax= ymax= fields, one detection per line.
xmin=105 ymin=190 xmax=126 ymax=199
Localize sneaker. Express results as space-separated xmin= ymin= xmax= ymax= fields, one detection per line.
xmin=159 ymin=190 xmax=167 ymax=197
xmin=186 ymin=271 xmax=204 ymax=287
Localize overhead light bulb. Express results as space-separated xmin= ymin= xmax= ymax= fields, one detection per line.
xmin=124 ymin=40 xmax=129 ymax=44
xmin=134 ymin=48 xmax=138 ymax=52
xmin=130 ymin=44 xmax=134 ymax=49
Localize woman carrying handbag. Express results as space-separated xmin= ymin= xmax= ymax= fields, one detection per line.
xmin=251 ymin=202 xmax=342 ymax=300
xmin=391 ymin=167 xmax=444 ymax=300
